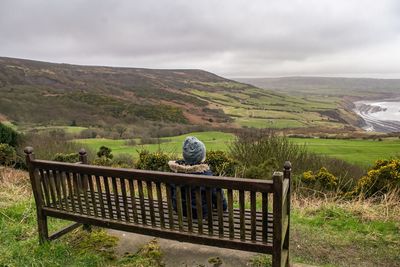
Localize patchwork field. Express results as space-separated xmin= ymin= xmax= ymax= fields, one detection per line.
xmin=74 ymin=131 xmax=400 ymax=166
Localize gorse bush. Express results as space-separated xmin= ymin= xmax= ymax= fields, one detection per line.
xmin=301 ymin=167 xmax=338 ymax=190
xmin=0 ymin=123 xmax=19 ymax=147
xmin=52 ymin=153 xmax=80 ymax=163
xmin=353 ymin=159 xmax=400 ymax=197
xmin=0 ymin=143 xmax=17 ymax=166
xmin=135 ymin=150 xmax=171 ymax=172
xmin=205 ymin=150 xmax=237 ymax=176
xmin=97 ymin=146 xmax=113 ymax=159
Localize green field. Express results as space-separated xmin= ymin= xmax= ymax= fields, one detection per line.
xmin=74 ymin=131 xmax=400 ymax=166
xmin=290 ymin=138 xmax=400 ymax=166
xmin=75 ymin=131 xmax=235 ymax=157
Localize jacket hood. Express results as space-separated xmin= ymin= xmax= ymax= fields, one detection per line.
xmin=168 ymin=160 xmax=210 ymax=174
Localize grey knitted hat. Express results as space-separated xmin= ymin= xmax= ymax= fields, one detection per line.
xmin=182 ymin=136 xmax=206 ymax=165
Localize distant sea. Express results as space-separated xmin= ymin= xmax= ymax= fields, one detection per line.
xmin=354 ymin=100 xmax=400 ymax=133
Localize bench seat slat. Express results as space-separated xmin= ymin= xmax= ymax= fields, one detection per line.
xmin=48 ymin=192 xmax=274 ymax=243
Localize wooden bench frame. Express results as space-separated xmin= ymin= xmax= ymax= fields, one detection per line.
xmin=25 ymin=147 xmax=292 ymax=267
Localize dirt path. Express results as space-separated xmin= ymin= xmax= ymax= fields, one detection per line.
xmin=108 ymin=229 xmax=315 ymax=267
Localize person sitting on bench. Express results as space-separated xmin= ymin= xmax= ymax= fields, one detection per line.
xmin=168 ymin=136 xmax=228 ymax=219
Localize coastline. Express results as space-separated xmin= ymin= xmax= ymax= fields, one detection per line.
xmin=353 ymin=99 xmax=400 ymax=133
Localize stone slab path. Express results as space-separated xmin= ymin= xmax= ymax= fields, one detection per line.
xmin=108 ymin=230 xmax=315 ymax=267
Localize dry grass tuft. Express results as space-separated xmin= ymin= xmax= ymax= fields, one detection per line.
xmin=292 ymin=191 xmax=400 ymax=222
xmin=0 ymin=167 xmax=31 ymax=208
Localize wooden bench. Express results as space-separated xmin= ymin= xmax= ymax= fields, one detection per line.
xmin=25 ymin=147 xmax=292 ymax=267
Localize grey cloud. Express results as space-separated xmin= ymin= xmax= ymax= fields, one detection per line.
xmin=0 ymin=0 xmax=399 ymax=77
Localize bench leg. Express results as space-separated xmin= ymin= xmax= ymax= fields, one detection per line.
xmin=82 ymin=224 xmax=92 ymax=232
xmin=37 ymin=214 xmax=49 ymax=244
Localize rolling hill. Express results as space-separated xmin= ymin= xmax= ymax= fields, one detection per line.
xmin=236 ymin=76 xmax=400 ymax=98
xmin=0 ymin=57 xmax=361 ymax=132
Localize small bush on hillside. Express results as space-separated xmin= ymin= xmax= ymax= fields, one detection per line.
xmin=53 ymin=153 xmax=79 ymax=163
xmin=353 ymin=159 xmax=400 ymax=197
xmin=135 ymin=150 xmax=170 ymax=172
xmin=205 ymin=150 xmax=237 ymax=176
xmin=0 ymin=143 xmax=17 ymax=166
xmin=0 ymin=123 xmax=19 ymax=147
xmin=301 ymin=167 xmax=338 ymax=190
xmin=97 ymin=146 xmax=113 ymax=159
xmin=93 ymin=156 xmax=114 ymax=167
xmin=243 ymin=158 xmax=279 ymax=180
xmin=112 ymin=153 xmax=134 ymax=168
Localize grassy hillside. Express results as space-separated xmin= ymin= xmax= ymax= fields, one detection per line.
xmin=0 ymin=57 xmax=360 ymax=133
xmin=74 ymin=131 xmax=400 ymax=166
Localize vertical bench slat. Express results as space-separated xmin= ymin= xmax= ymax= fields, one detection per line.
xmin=155 ymin=182 xmax=165 ymax=228
xmin=87 ymin=175 xmax=98 ymax=217
xmin=227 ymin=189 xmax=234 ymax=239
xmin=59 ymin=171 xmax=69 ymax=211
xmin=176 ymin=185 xmax=184 ymax=231
xmin=262 ymin=192 xmax=269 ymax=243
xmin=185 ymin=186 xmax=193 ymax=232
xmin=146 ymin=181 xmax=156 ymax=227
xmin=137 ymin=180 xmax=147 ymax=225
xmin=54 ymin=170 xmax=64 ymax=210
xmin=250 ymin=191 xmax=257 ymax=241
xmin=65 ymin=172 xmax=76 ymax=213
xmin=72 ymin=172 xmax=83 ymax=214
xmin=39 ymin=169 xmax=51 ymax=206
xmin=206 ymin=187 xmax=213 ymax=235
xmin=111 ymin=177 xmax=122 ymax=220
xmin=128 ymin=179 xmax=138 ymax=223
xmin=195 ymin=187 xmax=203 ymax=234
xmin=120 ymin=178 xmax=130 ymax=222
xmin=80 ymin=173 xmax=90 ymax=215
xmin=95 ymin=175 xmax=106 ymax=218
xmin=239 ymin=190 xmax=245 ymax=241
xmin=103 ymin=176 xmax=114 ymax=219
xmin=37 ymin=169 xmax=46 ymax=205
xmin=166 ymin=184 xmax=174 ymax=230
xmin=47 ymin=170 xmax=58 ymax=208
xmin=217 ymin=189 xmax=224 ymax=238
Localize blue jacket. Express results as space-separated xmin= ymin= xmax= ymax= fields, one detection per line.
xmin=168 ymin=160 xmax=228 ymax=219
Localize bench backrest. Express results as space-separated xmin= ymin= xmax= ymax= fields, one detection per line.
xmin=25 ymin=147 xmax=291 ymax=255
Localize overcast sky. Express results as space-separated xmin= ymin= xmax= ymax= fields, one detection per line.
xmin=1 ymin=0 xmax=400 ymax=78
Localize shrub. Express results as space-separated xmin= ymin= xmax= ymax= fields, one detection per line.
xmin=135 ymin=150 xmax=170 ymax=172
xmin=93 ymin=156 xmax=114 ymax=167
xmin=243 ymin=158 xmax=279 ymax=179
xmin=97 ymin=146 xmax=113 ymax=159
xmin=229 ymin=129 xmax=310 ymax=173
xmin=112 ymin=153 xmax=134 ymax=168
xmin=0 ymin=123 xmax=19 ymax=147
xmin=52 ymin=153 xmax=79 ymax=163
xmin=353 ymin=159 xmax=400 ymax=197
xmin=0 ymin=143 xmax=17 ymax=166
xmin=205 ymin=150 xmax=237 ymax=176
xmin=301 ymin=167 xmax=338 ymax=190
xmin=125 ymin=139 xmax=137 ymax=146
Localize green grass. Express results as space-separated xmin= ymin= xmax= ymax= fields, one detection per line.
xmin=236 ymin=117 xmax=306 ymax=129
xmin=290 ymin=137 xmax=400 ymax=166
xmin=74 ymin=131 xmax=400 ymax=166
xmin=75 ymin=131 xmax=235 ymax=157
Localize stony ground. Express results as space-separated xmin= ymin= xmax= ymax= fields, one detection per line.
xmin=109 ymin=230 xmax=315 ymax=267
